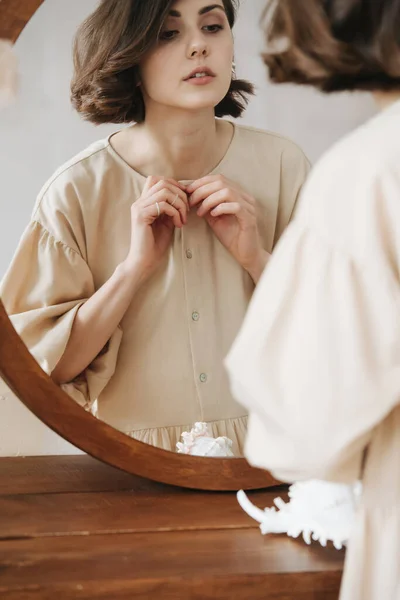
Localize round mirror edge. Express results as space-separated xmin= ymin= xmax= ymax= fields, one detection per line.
xmin=0 ymin=303 xmax=278 ymax=491
xmin=0 ymin=0 xmax=45 ymax=43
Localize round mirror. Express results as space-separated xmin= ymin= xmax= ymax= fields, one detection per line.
xmin=0 ymin=0 xmax=375 ymax=489
xmin=0 ymin=0 xmax=278 ymax=491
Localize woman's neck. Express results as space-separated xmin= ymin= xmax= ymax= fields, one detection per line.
xmin=121 ymin=106 xmax=233 ymax=181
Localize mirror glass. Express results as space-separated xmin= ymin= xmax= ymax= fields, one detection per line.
xmin=0 ymin=0 xmax=375 ymax=459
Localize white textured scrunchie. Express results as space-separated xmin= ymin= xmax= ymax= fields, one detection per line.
xmin=238 ymin=479 xmax=362 ymax=550
xmin=176 ymin=422 xmax=235 ymax=457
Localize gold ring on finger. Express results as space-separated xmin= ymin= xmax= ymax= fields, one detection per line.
xmin=156 ymin=202 xmax=160 ymax=217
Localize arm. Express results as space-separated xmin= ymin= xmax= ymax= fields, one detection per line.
xmin=226 ymin=220 xmax=400 ymax=484
xmin=51 ymin=262 xmax=144 ymax=384
xmin=246 ymin=250 xmax=270 ymax=284
xmin=52 ymin=175 xmax=188 ymax=385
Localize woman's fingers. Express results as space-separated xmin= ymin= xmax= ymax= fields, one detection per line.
xmin=189 ymin=179 xmax=255 ymax=214
xmin=187 ymin=175 xmax=245 ymax=197
xmin=186 ymin=175 xmax=220 ymax=194
xmin=141 ymin=180 xmax=188 ymax=223
xmin=196 ymin=189 xmax=254 ymax=219
xmin=142 ymin=175 xmax=158 ymax=196
xmin=143 ymin=189 xmax=187 ymax=224
xmin=209 ymin=201 xmax=256 ymax=228
xmin=140 ymin=176 xmax=258 ymax=226
xmin=189 ymin=181 xmax=222 ymax=208
xmin=147 ymin=179 xmax=188 ymax=204
xmin=142 ymin=200 xmax=183 ymax=229
xmin=210 ymin=201 xmax=242 ymax=218
xmin=167 ymin=192 xmax=188 ymax=223
xmin=143 ymin=176 xmax=187 ymax=199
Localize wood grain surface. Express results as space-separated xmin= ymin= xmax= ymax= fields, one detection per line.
xmin=0 ymin=455 xmax=344 ymax=599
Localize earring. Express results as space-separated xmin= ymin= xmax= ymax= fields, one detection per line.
xmin=232 ymin=60 xmax=236 ymax=79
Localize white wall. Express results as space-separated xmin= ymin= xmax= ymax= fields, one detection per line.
xmin=0 ymin=0 xmax=376 ymax=456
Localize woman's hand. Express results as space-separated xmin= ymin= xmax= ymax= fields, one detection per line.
xmin=187 ymin=175 xmax=269 ymax=283
xmin=124 ymin=176 xmax=188 ymax=280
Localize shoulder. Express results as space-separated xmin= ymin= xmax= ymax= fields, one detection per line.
xmin=233 ymin=122 xmax=310 ymax=168
xmin=298 ymin=108 xmax=400 ymax=272
xmin=30 ymin=137 xmax=118 ymax=253
xmin=35 ymin=138 xmax=111 ymax=210
xmin=304 ymin=108 xmax=400 ymax=209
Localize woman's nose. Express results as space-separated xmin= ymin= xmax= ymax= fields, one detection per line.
xmin=188 ymin=38 xmax=209 ymax=59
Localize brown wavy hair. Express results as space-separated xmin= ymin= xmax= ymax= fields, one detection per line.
xmin=71 ymin=0 xmax=254 ymax=124
xmin=262 ymin=0 xmax=400 ymax=92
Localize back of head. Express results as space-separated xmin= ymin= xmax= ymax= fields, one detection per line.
xmin=262 ymin=0 xmax=400 ymax=92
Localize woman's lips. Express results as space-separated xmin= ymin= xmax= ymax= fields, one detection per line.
xmin=185 ymin=75 xmax=215 ymax=85
xmin=184 ymin=67 xmax=216 ymax=82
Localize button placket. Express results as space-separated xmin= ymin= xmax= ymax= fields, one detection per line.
xmin=181 ymin=214 xmax=213 ymax=415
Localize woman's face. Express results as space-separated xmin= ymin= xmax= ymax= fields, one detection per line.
xmin=140 ymin=0 xmax=234 ymax=114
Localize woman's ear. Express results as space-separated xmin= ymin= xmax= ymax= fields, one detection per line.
xmin=232 ymin=60 xmax=236 ymax=79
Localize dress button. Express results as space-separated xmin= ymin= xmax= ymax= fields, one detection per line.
xmin=192 ymin=311 xmax=200 ymax=322
xmin=199 ymin=373 xmax=208 ymax=383
xmin=186 ymin=249 xmax=193 ymax=259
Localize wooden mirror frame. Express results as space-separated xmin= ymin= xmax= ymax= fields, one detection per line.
xmin=0 ymin=0 xmax=277 ymax=491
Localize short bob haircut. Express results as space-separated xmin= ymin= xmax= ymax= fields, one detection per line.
xmin=262 ymin=0 xmax=400 ymax=93
xmin=71 ymin=0 xmax=254 ymax=124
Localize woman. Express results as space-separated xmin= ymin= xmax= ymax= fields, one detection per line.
xmin=226 ymin=0 xmax=400 ymax=596
xmin=0 ymin=0 xmax=309 ymax=455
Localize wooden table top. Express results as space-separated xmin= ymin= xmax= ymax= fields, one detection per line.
xmin=0 ymin=455 xmax=344 ymax=599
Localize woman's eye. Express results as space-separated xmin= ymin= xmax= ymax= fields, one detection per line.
xmin=159 ymin=30 xmax=179 ymax=41
xmin=159 ymin=24 xmax=223 ymax=41
xmin=203 ymin=24 xmax=224 ymax=33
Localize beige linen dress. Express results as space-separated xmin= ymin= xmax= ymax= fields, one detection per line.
xmin=0 ymin=121 xmax=309 ymax=455
xmin=226 ymin=103 xmax=400 ymax=597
